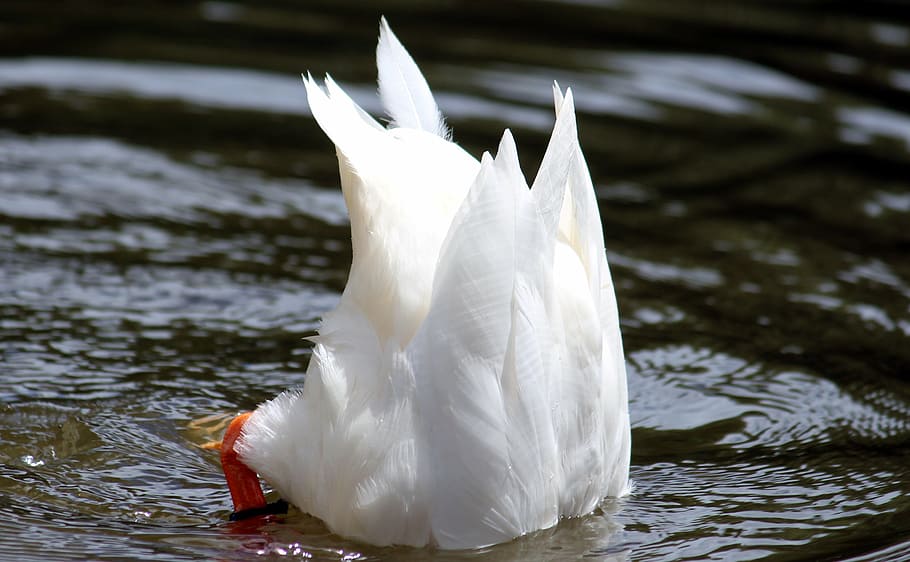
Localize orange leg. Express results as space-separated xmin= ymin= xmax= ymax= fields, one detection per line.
xmin=220 ymin=412 xmax=267 ymax=514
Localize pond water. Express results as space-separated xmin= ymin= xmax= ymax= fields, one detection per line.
xmin=2 ymin=1 xmax=910 ymax=561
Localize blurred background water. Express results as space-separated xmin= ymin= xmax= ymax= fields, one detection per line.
xmin=1 ymin=1 xmax=910 ymax=560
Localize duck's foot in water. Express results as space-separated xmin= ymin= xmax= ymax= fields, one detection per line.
xmin=186 ymin=412 xmax=236 ymax=450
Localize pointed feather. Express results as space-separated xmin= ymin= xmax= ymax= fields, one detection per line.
xmin=531 ymin=88 xmax=578 ymax=245
xmin=545 ymin=88 xmax=630 ymax=504
xmin=563 ymin=143 xmax=630 ymax=500
xmin=495 ymin=130 xmax=561 ymax=533
xmin=377 ymin=17 xmax=450 ymax=138
xmin=325 ymin=74 xmax=386 ymax=132
xmin=552 ymin=80 xmax=565 ymax=114
xmin=409 ymin=152 xmax=519 ymax=548
xmin=303 ymin=72 xmax=383 ymax=158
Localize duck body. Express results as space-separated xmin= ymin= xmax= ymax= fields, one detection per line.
xmin=232 ymin=19 xmax=630 ymax=549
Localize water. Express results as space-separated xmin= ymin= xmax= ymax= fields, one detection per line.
xmin=2 ymin=1 xmax=910 ymax=560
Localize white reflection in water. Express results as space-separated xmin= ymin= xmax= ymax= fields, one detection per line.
xmin=838 ymin=258 xmax=908 ymax=292
xmin=0 ymin=54 xmax=824 ymax=131
xmin=789 ymin=292 xmax=843 ymax=311
xmin=890 ymin=69 xmax=910 ymax=92
xmin=0 ymin=134 xmax=349 ymax=224
xmin=870 ymin=22 xmax=910 ymax=47
xmin=0 ymin=58 xmax=553 ymax=131
xmin=605 ymin=53 xmax=819 ymax=108
xmin=0 ymin=57 xmax=309 ymax=114
xmin=847 ymin=303 xmax=899 ymax=331
xmin=610 ymin=253 xmax=724 ymax=289
xmin=461 ymin=65 xmax=658 ymax=120
xmin=863 ymin=190 xmax=910 ymax=218
xmin=462 ymin=51 xmax=819 ymax=122
xmin=838 ymin=106 xmax=910 ymax=149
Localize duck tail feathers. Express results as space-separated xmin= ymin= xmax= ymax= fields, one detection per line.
xmin=377 ymin=17 xmax=450 ymax=139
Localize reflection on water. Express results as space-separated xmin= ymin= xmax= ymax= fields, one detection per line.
xmin=1 ymin=1 xmax=910 ymax=561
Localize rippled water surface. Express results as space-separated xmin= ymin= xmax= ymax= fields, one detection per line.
xmin=2 ymin=1 xmax=910 ymax=560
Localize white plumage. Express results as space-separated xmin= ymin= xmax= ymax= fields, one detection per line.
xmin=235 ymin=18 xmax=630 ymax=549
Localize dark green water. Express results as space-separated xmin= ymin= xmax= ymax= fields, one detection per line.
xmin=2 ymin=1 xmax=910 ymax=560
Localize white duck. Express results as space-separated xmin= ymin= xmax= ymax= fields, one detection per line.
xmin=220 ymin=18 xmax=630 ymax=550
